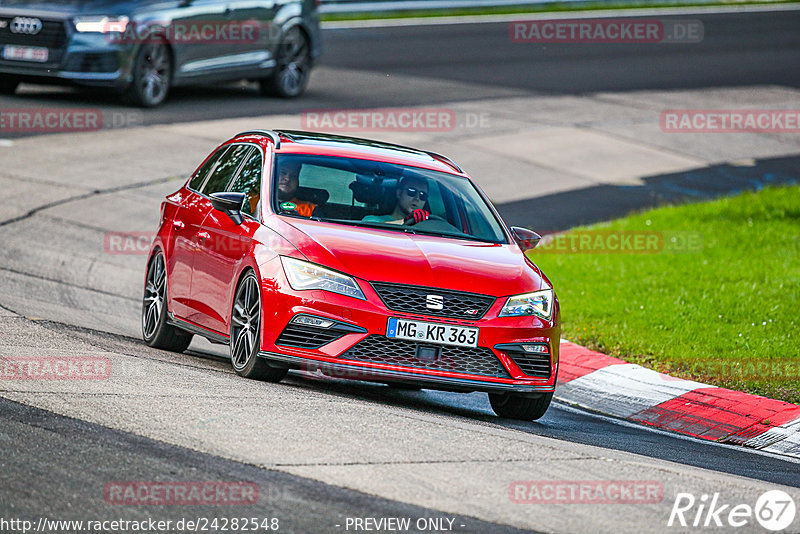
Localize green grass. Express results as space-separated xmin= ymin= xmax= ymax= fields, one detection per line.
xmin=321 ymin=0 xmax=798 ymax=22
xmin=528 ymin=185 xmax=800 ymax=403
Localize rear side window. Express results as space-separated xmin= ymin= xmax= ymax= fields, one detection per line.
xmin=227 ymin=148 xmax=262 ymax=217
xmin=188 ymin=146 xmax=228 ymax=191
xmin=201 ymin=144 xmax=252 ymax=196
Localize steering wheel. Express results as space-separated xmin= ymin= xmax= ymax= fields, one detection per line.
xmin=404 ymin=214 xmax=446 ymax=226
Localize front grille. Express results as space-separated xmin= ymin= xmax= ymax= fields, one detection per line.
xmin=506 ymin=352 xmax=551 ymax=378
xmin=0 ymin=17 xmax=68 ymax=48
xmin=341 ymin=335 xmax=510 ymax=378
xmin=371 ymin=282 xmax=495 ymax=320
xmin=276 ymin=324 xmax=346 ymax=349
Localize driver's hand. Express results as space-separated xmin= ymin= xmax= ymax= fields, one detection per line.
xmin=405 ymin=209 xmax=430 ymax=225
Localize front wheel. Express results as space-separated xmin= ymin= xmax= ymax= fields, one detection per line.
xmin=260 ymin=26 xmax=311 ymax=98
xmin=142 ymin=252 xmax=193 ymax=352
xmin=230 ymin=271 xmax=288 ymax=382
xmin=122 ymin=43 xmax=171 ymax=107
xmin=489 ymin=392 xmax=553 ymax=421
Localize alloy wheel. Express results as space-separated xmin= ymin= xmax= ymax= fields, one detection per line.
xmin=142 ymin=253 xmax=166 ymax=340
xmin=231 ymin=274 xmax=261 ymax=371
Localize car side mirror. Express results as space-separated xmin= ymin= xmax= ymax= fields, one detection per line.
xmin=209 ymin=192 xmax=245 ymax=225
xmin=511 ymin=226 xmax=541 ymax=252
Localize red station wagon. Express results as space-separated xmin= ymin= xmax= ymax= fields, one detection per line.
xmin=143 ymin=130 xmax=560 ymax=420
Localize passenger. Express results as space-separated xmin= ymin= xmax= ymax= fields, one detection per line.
xmin=362 ymin=175 xmax=430 ymax=225
xmin=277 ymin=161 xmax=317 ymax=217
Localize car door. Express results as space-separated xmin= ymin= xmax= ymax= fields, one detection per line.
xmin=188 ymin=143 xmax=255 ymax=332
xmin=168 ymin=0 xmax=237 ymax=79
xmin=167 ymin=145 xmax=230 ymax=319
xmin=225 ymin=0 xmax=276 ymax=71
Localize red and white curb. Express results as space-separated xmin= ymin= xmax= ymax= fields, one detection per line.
xmin=555 ymin=341 xmax=800 ymax=459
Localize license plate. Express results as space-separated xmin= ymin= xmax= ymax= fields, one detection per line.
xmin=2 ymin=45 xmax=49 ymax=62
xmin=386 ymin=318 xmax=479 ymax=348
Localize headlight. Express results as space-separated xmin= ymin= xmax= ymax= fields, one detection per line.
xmin=73 ymin=16 xmax=129 ymax=33
xmin=280 ymin=257 xmax=365 ymax=300
xmin=499 ymin=289 xmax=553 ymax=320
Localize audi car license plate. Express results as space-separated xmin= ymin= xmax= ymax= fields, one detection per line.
xmin=386 ymin=318 xmax=478 ymax=348
xmin=2 ymin=45 xmax=49 ymax=62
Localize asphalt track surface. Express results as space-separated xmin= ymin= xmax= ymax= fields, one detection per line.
xmin=1 ymin=7 xmax=800 ymax=534
xmin=0 ymin=10 xmax=798 ymax=132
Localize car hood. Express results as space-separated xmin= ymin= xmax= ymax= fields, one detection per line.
xmin=0 ymin=0 xmax=175 ymax=17
xmin=276 ymin=218 xmax=547 ymax=297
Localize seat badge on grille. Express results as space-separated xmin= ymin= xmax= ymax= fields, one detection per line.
xmin=426 ymin=295 xmax=444 ymax=311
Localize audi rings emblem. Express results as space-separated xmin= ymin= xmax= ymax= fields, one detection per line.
xmin=10 ymin=17 xmax=43 ymax=35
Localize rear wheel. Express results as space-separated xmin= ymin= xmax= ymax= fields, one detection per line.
xmin=230 ymin=271 xmax=288 ymax=382
xmin=260 ymin=26 xmax=310 ymax=98
xmin=0 ymin=75 xmax=20 ymax=95
xmin=142 ymin=252 xmax=193 ymax=352
xmin=122 ymin=43 xmax=171 ymax=107
xmin=489 ymin=392 xmax=553 ymax=421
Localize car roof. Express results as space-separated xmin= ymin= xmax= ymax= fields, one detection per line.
xmin=232 ymin=129 xmax=465 ymax=175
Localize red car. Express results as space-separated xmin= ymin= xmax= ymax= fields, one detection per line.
xmin=143 ymin=130 xmax=560 ymax=420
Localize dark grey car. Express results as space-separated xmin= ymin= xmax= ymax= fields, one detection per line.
xmin=0 ymin=0 xmax=321 ymax=106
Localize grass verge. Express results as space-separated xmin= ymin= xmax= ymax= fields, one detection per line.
xmin=528 ymin=185 xmax=800 ymax=403
xmin=321 ymin=0 xmax=798 ymax=22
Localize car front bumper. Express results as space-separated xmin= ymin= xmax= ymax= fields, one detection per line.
xmin=258 ymin=275 xmax=561 ymax=395
xmin=0 ymin=16 xmax=134 ymax=88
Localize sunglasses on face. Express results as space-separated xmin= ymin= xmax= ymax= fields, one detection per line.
xmin=404 ymin=187 xmax=428 ymax=201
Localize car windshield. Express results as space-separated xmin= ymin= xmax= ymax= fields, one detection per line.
xmin=271 ymin=154 xmax=508 ymax=244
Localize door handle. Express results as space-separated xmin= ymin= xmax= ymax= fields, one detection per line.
xmin=173 ymin=220 xmax=185 ymax=230
xmin=197 ymin=231 xmax=211 ymax=241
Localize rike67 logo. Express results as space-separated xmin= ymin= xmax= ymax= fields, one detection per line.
xmin=668 ymin=490 xmax=796 ymax=531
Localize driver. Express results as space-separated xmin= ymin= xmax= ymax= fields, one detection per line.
xmin=277 ymin=160 xmax=317 ymax=217
xmin=362 ymin=175 xmax=430 ymax=225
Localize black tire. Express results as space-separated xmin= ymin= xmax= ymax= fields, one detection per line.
xmin=489 ymin=392 xmax=553 ymax=421
xmin=0 ymin=75 xmax=20 ymax=95
xmin=260 ymin=26 xmax=311 ymax=98
xmin=230 ymin=271 xmax=288 ymax=382
xmin=142 ymin=252 xmax=193 ymax=352
xmin=122 ymin=43 xmax=171 ymax=107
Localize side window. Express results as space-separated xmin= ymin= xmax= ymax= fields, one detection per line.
xmin=201 ymin=144 xmax=252 ymax=196
xmin=227 ymin=148 xmax=262 ymax=217
xmin=188 ymin=147 xmax=228 ymax=191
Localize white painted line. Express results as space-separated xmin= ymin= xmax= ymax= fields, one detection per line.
xmin=0 ymin=139 xmax=14 ymax=147
xmin=322 ymin=3 xmax=800 ymax=29
xmin=556 ymin=363 xmax=710 ymax=419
